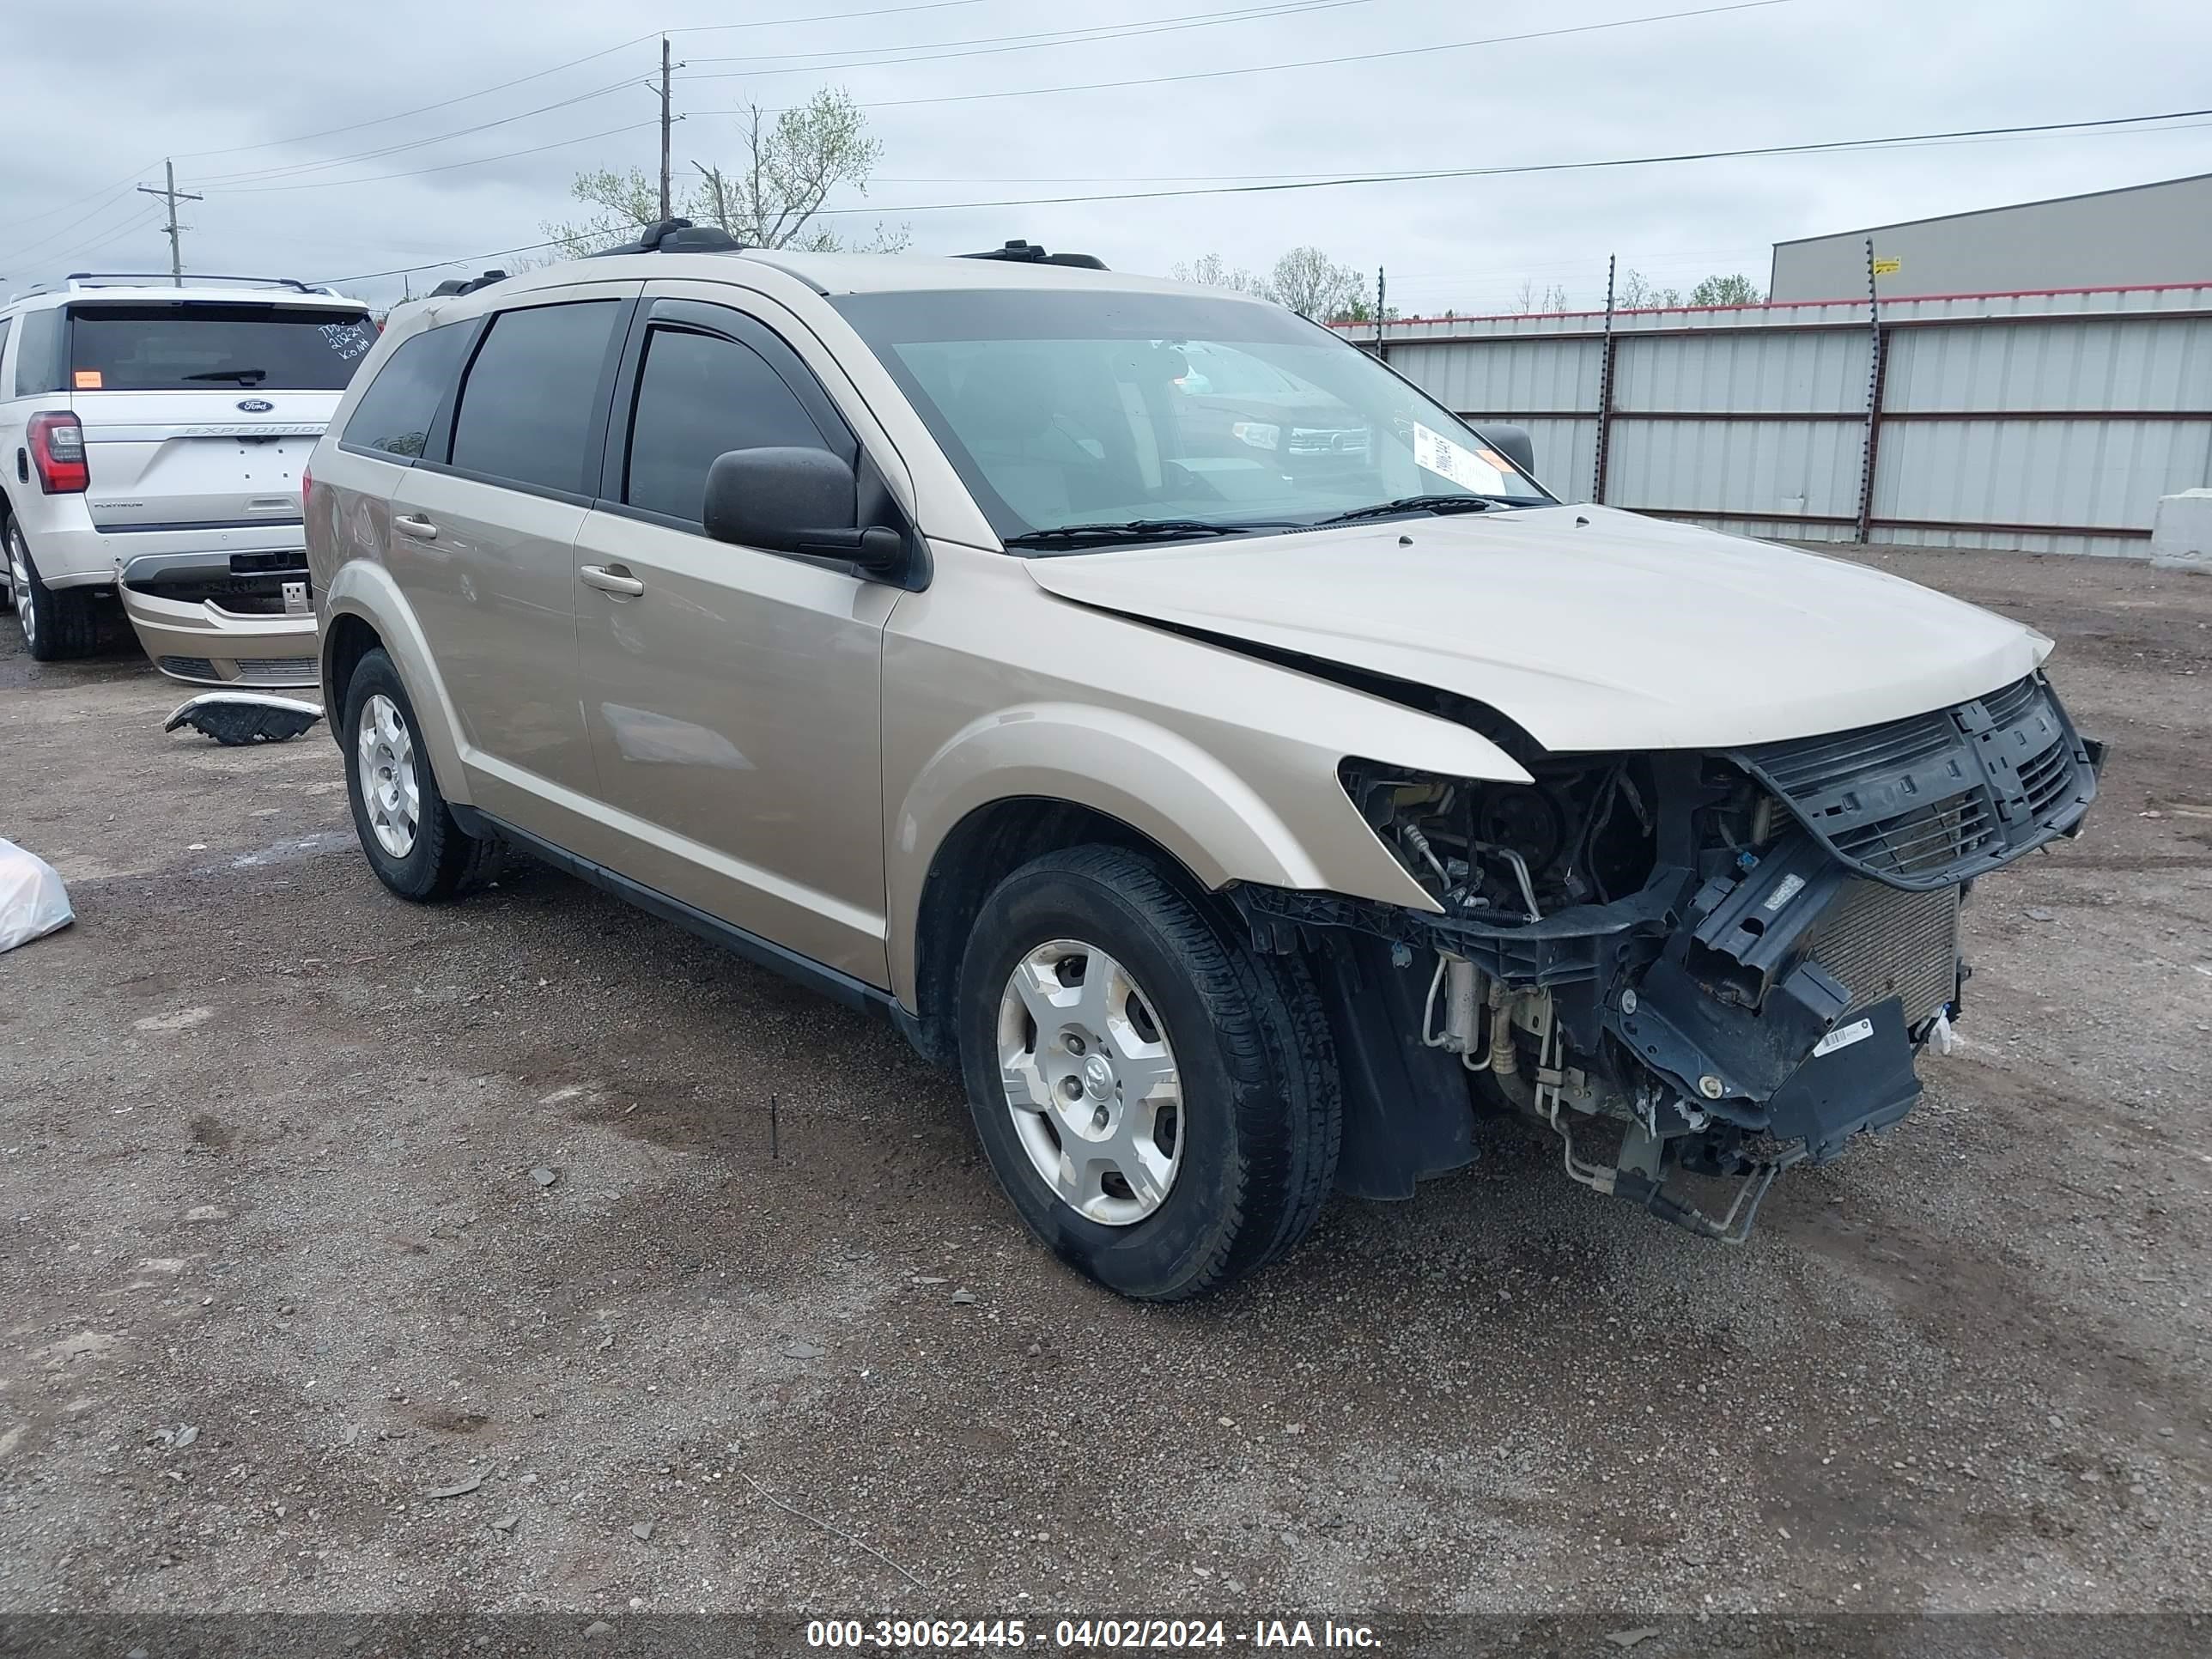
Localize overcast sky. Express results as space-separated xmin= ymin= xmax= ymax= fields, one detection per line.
xmin=2 ymin=0 xmax=2207 ymax=313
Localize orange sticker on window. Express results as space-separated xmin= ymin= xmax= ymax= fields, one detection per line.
xmin=72 ymin=369 xmax=103 ymax=389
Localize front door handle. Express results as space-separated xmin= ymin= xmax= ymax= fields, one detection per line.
xmin=392 ymin=514 xmax=439 ymax=541
xmin=580 ymin=563 xmax=646 ymax=599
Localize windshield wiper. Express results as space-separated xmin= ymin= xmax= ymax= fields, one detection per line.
xmin=184 ymin=368 xmax=268 ymax=385
xmin=1004 ymin=518 xmax=1267 ymax=550
xmin=1315 ymin=494 xmax=1505 ymax=526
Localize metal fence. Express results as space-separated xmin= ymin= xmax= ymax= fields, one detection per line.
xmin=1354 ymin=282 xmax=2212 ymax=557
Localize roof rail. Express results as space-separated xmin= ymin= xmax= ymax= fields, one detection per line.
xmin=428 ymin=268 xmax=510 ymax=297
xmin=957 ymin=239 xmax=1108 ymax=270
xmin=586 ymin=217 xmax=747 ymax=258
xmin=64 ymin=271 xmax=337 ymax=295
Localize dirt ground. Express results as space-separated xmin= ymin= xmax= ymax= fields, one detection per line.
xmin=1 ymin=546 xmax=2208 ymax=1631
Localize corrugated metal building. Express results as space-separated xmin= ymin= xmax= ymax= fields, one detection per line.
xmin=1363 ymin=283 xmax=2212 ymax=557
xmin=1769 ymin=173 xmax=2212 ymax=302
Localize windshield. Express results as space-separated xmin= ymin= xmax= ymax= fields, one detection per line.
xmin=832 ymin=289 xmax=1552 ymax=547
xmin=68 ymin=303 xmax=379 ymax=392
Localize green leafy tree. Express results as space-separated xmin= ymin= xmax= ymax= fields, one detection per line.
xmin=1689 ymin=272 xmax=1763 ymax=306
xmin=546 ymin=89 xmax=905 ymax=255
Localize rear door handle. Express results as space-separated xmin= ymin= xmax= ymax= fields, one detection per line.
xmin=580 ymin=563 xmax=646 ymax=598
xmin=393 ymin=514 xmax=439 ymax=541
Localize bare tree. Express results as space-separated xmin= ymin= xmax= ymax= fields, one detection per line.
xmin=546 ymin=88 xmax=904 ymax=255
xmin=1267 ymin=246 xmax=1364 ymax=320
xmin=1172 ymin=252 xmax=1268 ymax=296
xmin=1616 ymin=268 xmax=1683 ymax=309
xmin=1512 ymin=279 xmax=1571 ymax=313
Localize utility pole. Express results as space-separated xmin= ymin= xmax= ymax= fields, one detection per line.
xmin=1373 ymin=265 xmax=1387 ymax=356
xmin=137 ymin=161 xmax=202 ymax=286
xmin=658 ymin=36 xmax=673 ymax=222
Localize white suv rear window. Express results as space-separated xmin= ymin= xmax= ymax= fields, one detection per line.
xmin=68 ymin=303 xmax=378 ymax=392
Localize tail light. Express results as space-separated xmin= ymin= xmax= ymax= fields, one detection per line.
xmin=302 ymin=462 xmax=314 ymax=516
xmin=27 ymin=411 xmax=88 ymax=494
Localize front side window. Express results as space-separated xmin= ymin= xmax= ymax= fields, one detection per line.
xmin=67 ymin=303 xmax=377 ymax=392
xmin=448 ymin=300 xmax=623 ymax=495
xmin=834 ymin=289 xmax=1551 ymax=548
xmin=623 ymin=326 xmax=830 ymax=524
xmin=341 ymin=322 xmax=472 ymax=460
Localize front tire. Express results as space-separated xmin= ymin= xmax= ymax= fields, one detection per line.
xmin=956 ymin=845 xmax=1340 ymax=1301
xmin=340 ymin=647 xmax=500 ymax=902
xmin=8 ymin=520 xmax=98 ymax=661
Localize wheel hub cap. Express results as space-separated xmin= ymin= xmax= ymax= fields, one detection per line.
xmin=996 ymin=939 xmax=1184 ymax=1226
xmin=356 ymin=693 xmax=420 ymax=858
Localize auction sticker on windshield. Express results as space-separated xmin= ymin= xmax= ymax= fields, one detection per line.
xmin=1411 ymin=422 xmax=1510 ymax=493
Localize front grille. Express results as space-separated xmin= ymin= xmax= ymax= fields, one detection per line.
xmin=1808 ymin=879 xmax=1960 ymax=1027
xmin=157 ymin=655 xmax=218 ymax=680
xmin=1734 ymin=673 xmax=2096 ymax=890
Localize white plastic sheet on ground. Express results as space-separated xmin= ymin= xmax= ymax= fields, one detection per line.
xmin=0 ymin=838 xmax=73 ymax=954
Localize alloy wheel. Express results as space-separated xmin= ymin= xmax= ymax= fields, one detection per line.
xmin=996 ymin=938 xmax=1184 ymax=1225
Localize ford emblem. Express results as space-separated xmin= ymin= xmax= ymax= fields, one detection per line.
xmin=236 ymin=398 xmax=275 ymax=413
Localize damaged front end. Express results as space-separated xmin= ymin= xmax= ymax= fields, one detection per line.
xmin=1237 ymin=672 xmax=2103 ymax=1242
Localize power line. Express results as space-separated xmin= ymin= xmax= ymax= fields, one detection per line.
xmin=0 ymin=186 xmax=150 ymax=265
xmin=665 ymin=0 xmax=985 ymax=35
xmin=690 ymin=0 xmax=1797 ymax=103
xmin=205 ymin=119 xmax=669 ymax=194
xmin=797 ymin=106 xmax=2212 ymax=215
xmin=170 ymin=2 xmax=987 ymax=164
xmin=325 ymin=238 xmax=574 ymax=287
xmin=38 ymin=207 xmax=166 ymax=271
xmin=0 ymin=167 xmax=155 ymax=240
xmin=195 ymin=80 xmax=640 ymax=187
xmin=313 ymin=106 xmax=2212 ymax=288
xmin=680 ymin=0 xmax=1365 ymax=74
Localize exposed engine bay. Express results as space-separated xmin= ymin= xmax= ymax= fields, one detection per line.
xmin=1237 ymin=672 xmax=2103 ymax=1241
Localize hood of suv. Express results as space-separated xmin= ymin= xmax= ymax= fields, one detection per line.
xmin=1021 ymin=505 xmax=2049 ymax=751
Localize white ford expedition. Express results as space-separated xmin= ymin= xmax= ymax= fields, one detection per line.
xmin=0 ymin=274 xmax=376 ymax=682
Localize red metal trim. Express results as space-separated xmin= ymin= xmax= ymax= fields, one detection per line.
xmin=1329 ymin=278 xmax=2212 ymax=331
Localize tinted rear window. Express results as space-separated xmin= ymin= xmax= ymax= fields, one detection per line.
xmin=342 ymin=322 xmax=471 ymax=460
xmin=14 ymin=307 xmax=65 ymax=398
xmin=447 ymin=301 xmax=622 ymax=495
xmin=69 ymin=303 xmax=378 ymax=392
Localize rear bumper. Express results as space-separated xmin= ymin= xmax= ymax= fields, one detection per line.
xmin=13 ymin=498 xmax=306 ymax=587
xmin=118 ymin=555 xmax=316 ymax=687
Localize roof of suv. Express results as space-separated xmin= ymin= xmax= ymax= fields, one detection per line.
xmin=480 ymin=247 xmax=1250 ymax=303
xmin=1 ymin=278 xmax=368 ymax=317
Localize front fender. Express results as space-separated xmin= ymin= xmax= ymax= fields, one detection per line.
xmin=885 ymin=696 xmax=1525 ymax=1006
xmin=319 ymin=560 xmax=471 ymax=806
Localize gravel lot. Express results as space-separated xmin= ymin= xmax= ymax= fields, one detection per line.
xmin=2 ymin=547 xmax=2208 ymax=1629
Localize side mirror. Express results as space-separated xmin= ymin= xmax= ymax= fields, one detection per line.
xmin=702 ymin=447 xmax=903 ymax=571
xmin=1473 ymin=423 xmax=1536 ymax=480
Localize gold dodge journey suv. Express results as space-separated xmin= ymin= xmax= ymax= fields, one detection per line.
xmin=307 ymin=223 xmax=2099 ymax=1300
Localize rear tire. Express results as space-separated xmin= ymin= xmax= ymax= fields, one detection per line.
xmin=8 ymin=520 xmax=98 ymax=661
xmin=340 ymin=647 xmax=501 ymax=902
xmin=956 ymin=844 xmax=1340 ymax=1301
